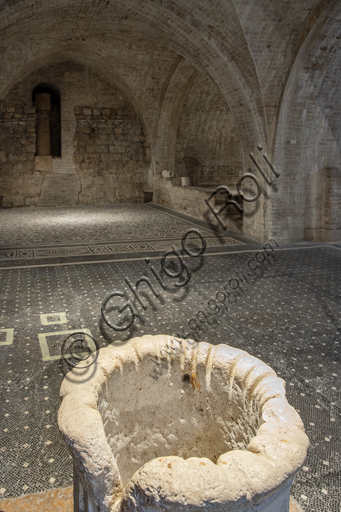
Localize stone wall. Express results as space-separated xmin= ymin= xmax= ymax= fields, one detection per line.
xmin=73 ymin=106 xmax=147 ymax=204
xmin=0 ymin=61 xmax=150 ymax=207
xmin=0 ymin=103 xmax=43 ymax=207
xmin=157 ymin=180 xmax=242 ymax=232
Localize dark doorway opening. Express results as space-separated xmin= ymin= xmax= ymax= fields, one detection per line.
xmin=32 ymin=84 xmax=61 ymax=157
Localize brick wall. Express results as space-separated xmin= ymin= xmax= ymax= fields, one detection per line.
xmin=174 ymin=73 xmax=244 ymax=187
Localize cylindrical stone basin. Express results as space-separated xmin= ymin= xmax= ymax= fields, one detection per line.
xmin=58 ymin=335 xmax=309 ymax=512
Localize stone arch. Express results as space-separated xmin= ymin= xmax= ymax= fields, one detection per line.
xmin=0 ymin=0 xmax=266 ymax=157
xmin=0 ymin=58 xmax=151 ymax=207
xmin=153 ymin=58 xmax=197 ymax=202
xmin=0 ymin=50 xmax=152 ymax=163
xmin=272 ymin=0 xmax=341 ymax=242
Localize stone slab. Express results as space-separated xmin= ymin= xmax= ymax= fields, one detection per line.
xmin=34 ymin=156 xmax=52 ymax=172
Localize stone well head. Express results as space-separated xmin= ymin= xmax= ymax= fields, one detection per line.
xmin=58 ymin=335 xmax=309 ymax=512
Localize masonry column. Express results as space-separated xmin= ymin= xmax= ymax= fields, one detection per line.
xmin=36 ymin=93 xmax=51 ymax=156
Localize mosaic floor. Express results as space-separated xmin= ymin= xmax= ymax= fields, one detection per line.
xmin=0 ymin=204 xmax=340 ymax=512
xmin=0 ymin=204 xmax=246 ymax=262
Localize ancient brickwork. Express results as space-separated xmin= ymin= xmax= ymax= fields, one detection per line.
xmin=0 ymin=103 xmax=43 ymax=207
xmin=73 ymin=106 xmax=148 ymax=204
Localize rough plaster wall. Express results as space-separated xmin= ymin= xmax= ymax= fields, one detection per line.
xmin=0 ymin=61 xmax=150 ymax=207
xmin=174 ymin=74 xmax=244 ymax=187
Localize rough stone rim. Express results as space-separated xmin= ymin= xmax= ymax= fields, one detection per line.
xmin=58 ymin=334 xmax=309 ymax=511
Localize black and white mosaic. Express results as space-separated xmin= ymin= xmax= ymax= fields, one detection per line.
xmin=0 ymin=204 xmax=245 ymax=262
xmin=0 ymin=205 xmax=340 ymax=512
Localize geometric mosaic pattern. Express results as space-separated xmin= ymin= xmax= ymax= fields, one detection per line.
xmin=0 ymin=245 xmax=340 ymax=510
xmin=0 ymin=203 xmax=236 ymax=248
xmin=0 ymin=236 xmax=244 ymax=261
xmin=0 ymin=203 xmax=245 ymax=261
xmin=1 ymin=205 xmax=339 ymax=511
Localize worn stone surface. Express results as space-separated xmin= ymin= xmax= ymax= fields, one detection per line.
xmin=39 ymin=173 xmax=81 ymax=207
xmin=58 ymin=335 xmax=309 ymax=512
xmin=0 ymin=104 xmax=37 ymax=207
xmin=157 ymin=180 xmax=243 ymax=232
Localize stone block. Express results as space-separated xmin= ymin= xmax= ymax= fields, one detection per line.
xmin=1 ymin=197 xmax=12 ymax=207
xmin=100 ymin=153 xmax=113 ymax=162
xmin=79 ymin=125 xmax=92 ymax=134
xmin=74 ymin=153 xmax=83 ymax=164
xmin=83 ymin=108 xmax=92 ymax=116
xmin=11 ymin=194 xmax=25 ymax=207
xmin=34 ymin=155 xmax=52 ymax=172
xmin=25 ymin=196 xmax=39 ymax=206
xmin=96 ymin=145 xmax=108 ymax=153
xmin=14 ymin=162 xmax=24 ymax=171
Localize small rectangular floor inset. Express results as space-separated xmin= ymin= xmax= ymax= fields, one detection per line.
xmin=0 ymin=486 xmax=73 ymax=512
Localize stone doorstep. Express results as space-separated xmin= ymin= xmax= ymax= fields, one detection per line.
xmin=0 ymin=486 xmax=73 ymax=512
xmin=0 ymin=489 xmax=302 ymax=512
